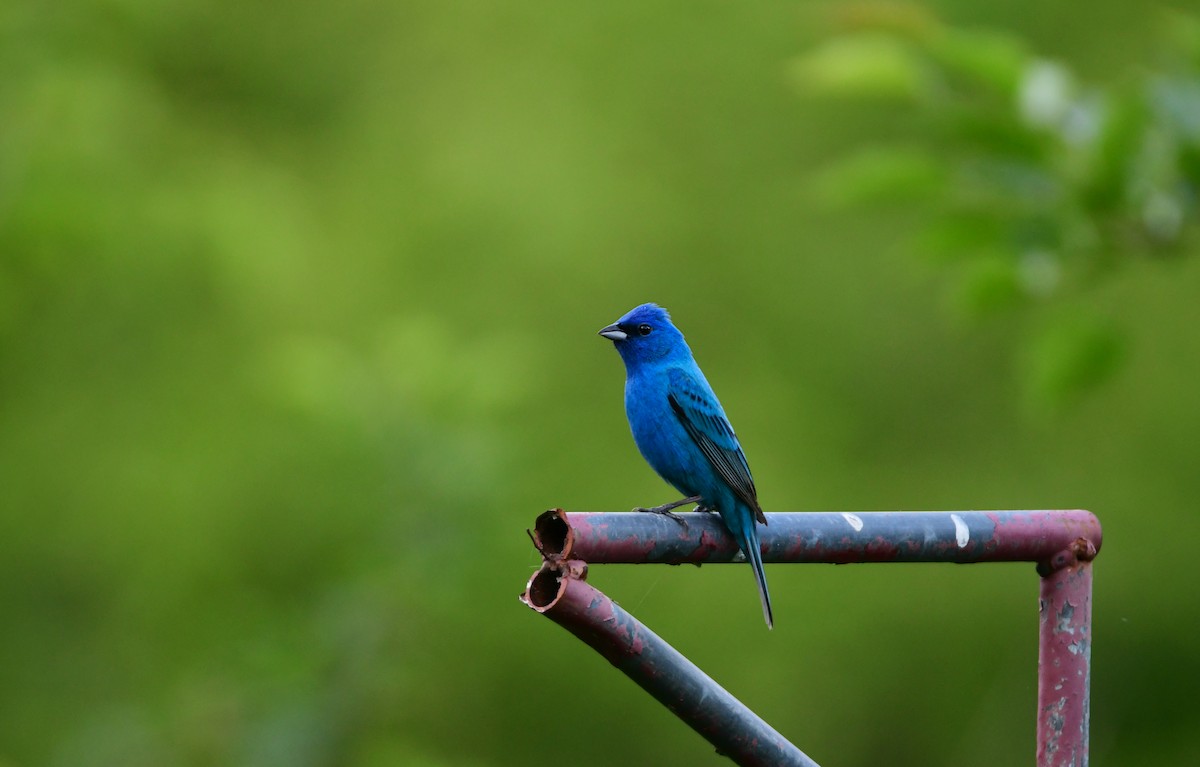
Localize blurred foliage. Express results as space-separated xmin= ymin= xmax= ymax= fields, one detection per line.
xmin=794 ymin=3 xmax=1200 ymax=406
xmin=0 ymin=2 xmax=1197 ymax=767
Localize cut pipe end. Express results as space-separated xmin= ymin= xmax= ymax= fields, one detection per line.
xmin=533 ymin=508 xmax=572 ymax=559
xmin=523 ymin=564 xmax=565 ymax=612
xmin=522 ymin=557 xmax=588 ymax=613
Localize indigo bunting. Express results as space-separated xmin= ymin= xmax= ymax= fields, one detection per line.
xmin=599 ymin=303 xmax=773 ymax=628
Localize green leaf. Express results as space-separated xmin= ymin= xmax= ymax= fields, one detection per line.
xmin=809 ymin=146 xmax=946 ymax=207
xmin=790 ymin=33 xmax=928 ymax=101
xmin=940 ymin=108 xmax=1047 ymax=161
xmin=916 ymin=211 xmax=1009 ymax=261
xmin=928 ymin=29 xmax=1029 ymax=94
xmin=1023 ymin=313 xmax=1125 ymax=407
xmin=949 ymin=253 xmax=1022 ymax=317
xmin=1080 ymin=88 xmax=1148 ymax=213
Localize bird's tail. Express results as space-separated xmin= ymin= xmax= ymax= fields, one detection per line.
xmin=737 ymin=515 xmax=774 ymax=629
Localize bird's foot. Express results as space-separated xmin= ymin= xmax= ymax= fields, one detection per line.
xmin=636 ymin=507 xmax=688 ymax=527
xmin=633 ymin=495 xmax=701 ymax=514
xmin=632 ymin=495 xmax=701 ymax=527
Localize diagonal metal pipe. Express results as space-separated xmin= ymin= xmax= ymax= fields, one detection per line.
xmin=522 ymin=562 xmax=822 ymax=767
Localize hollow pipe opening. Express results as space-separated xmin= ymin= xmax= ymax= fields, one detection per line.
xmin=533 ymin=508 xmax=572 ymax=559
xmin=524 ymin=565 xmax=565 ymax=610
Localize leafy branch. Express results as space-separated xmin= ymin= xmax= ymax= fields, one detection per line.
xmin=793 ymin=4 xmax=1200 ymax=406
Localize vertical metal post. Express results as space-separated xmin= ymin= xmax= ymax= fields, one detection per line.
xmin=1037 ymin=540 xmax=1096 ymax=767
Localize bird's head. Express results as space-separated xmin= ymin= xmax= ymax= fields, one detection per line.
xmin=598 ymin=303 xmax=690 ymax=368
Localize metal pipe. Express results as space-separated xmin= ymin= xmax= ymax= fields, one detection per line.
xmin=533 ymin=509 xmax=1102 ymax=567
xmin=526 ymin=509 xmax=1101 ymax=767
xmin=521 ymin=563 xmax=822 ymax=767
xmin=1037 ymin=542 xmax=1095 ymax=767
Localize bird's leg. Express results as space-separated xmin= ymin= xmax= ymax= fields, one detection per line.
xmin=633 ymin=495 xmax=702 ymax=526
xmin=633 ymin=495 xmax=701 ymax=514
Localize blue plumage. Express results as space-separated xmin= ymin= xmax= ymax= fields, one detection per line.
xmin=598 ymin=303 xmax=774 ymax=628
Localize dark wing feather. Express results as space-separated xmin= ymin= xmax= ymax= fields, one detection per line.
xmin=667 ymin=368 xmax=765 ymax=524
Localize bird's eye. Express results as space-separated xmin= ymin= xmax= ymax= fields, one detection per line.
xmin=637 ymin=324 xmax=652 ymax=336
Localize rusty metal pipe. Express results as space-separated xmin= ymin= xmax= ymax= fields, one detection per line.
xmin=526 ymin=509 xmax=1100 ymax=767
xmin=521 ymin=563 xmax=822 ymax=767
xmin=1037 ymin=548 xmax=1094 ymax=767
xmin=533 ymin=509 xmax=1101 ymax=568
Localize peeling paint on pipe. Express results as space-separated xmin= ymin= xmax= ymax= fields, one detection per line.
xmin=533 ymin=509 xmax=1101 ymax=567
xmin=525 ymin=509 xmax=1100 ymax=767
xmin=1038 ymin=555 xmax=1093 ymax=767
xmin=521 ymin=563 xmax=821 ymax=767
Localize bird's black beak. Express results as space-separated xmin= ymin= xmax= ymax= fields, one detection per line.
xmin=598 ymin=322 xmax=628 ymax=342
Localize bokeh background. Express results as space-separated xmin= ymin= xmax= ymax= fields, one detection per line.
xmin=3 ymin=1 xmax=1198 ymax=765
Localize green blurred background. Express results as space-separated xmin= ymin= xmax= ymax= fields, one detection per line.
xmin=2 ymin=1 xmax=1197 ymax=765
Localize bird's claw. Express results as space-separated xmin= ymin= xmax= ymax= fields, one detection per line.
xmin=633 ymin=495 xmax=702 ymax=514
xmin=633 ymin=506 xmax=689 ymax=528
xmin=632 ymin=495 xmax=702 ymax=528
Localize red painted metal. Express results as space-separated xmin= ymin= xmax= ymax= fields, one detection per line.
xmin=524 ymin=509 xmax=1101 ymax=767
xmin=533 ymin=509 xmax=1101 ymax=567
xmin=1037 ymin=540 xmax=1095 ymax=767
xmin=521 ymin=562 xmax=822 ymax=767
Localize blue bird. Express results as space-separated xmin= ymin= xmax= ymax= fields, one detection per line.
xmin=599 ymin=303 xmax=773 ymax=628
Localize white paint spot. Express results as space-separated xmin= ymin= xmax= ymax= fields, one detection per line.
xmin=950 ymin=514 xmax=970 ymax=548
xmin=842 ymin=513 xmax=864 ymax=532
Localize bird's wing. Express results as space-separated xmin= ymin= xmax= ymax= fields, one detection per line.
xmin=667 ymin=367 xmax=765 ymax=524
